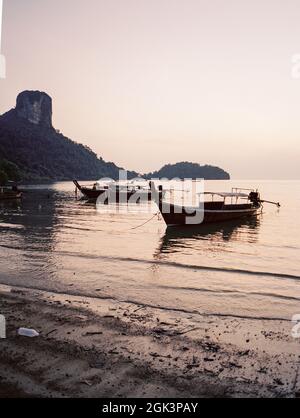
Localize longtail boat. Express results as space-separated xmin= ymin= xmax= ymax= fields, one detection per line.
xmin=0 ymin=186 xmax=22 ymax=201
xmin=73 ymin=180 xmax=105 ymax=200
xmin=73 ymin=180 xmax=152 ymax=203
xmin=150 ymin=182 xmax=280 ymax=227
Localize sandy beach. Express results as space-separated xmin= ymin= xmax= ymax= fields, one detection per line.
xmin=0 ymin=283 xmax=299 ymax=398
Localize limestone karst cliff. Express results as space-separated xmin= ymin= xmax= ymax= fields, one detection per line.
xmin=15 ymin=91 xmax=53 ymax=128
xmin=0 ymin=91 xmax=134 ymax=181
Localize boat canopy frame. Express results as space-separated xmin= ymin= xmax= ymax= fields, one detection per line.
xmin=196 ymin=190 xmax=255 ymax=206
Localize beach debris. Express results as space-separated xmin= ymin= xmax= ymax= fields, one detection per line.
xmin=18 ymin=328 xmax=39 ymax=338
xmin=134 ymin=306 xmax=145 ymax=313
xmin=81 ymin=380 xmax=93 ymax=386
xmin=83 ymin=331 xmax=103 ymax=336
xmin=46 ymin=329 xmax=57 ymax=337
xmin=274 ymin=378 xmax=284 ymax=386
xmin=90 ymin=361 xmax=105 ymax=369
xmin=200 ymin=341 xmax=221 ymax=353
xmin=258 ymin=367 xmax=268 ymax=374
xmin=228 ymin=362 xmax=242 ymax=369
xmin=108 ymin=350 xmax=119 ymax=355
xmin=238 ymin=350 xmax=250 ymax=356
xmin=150 ymin=352 xmax=172 ymax=359
xmin=236 ymin=377 xmax=249 ymax=383
xmin=153 ymin=327 xmax=168 ymax=335
xmin=204 ymin=368 xmax=215 ymax=375
xmin=187 ymin=363 xmax=199 ymax=369
xmin=10 ymin=289 xmax=27 ymax=295
xmin=175 ymin=327 xmax=199 ymax=336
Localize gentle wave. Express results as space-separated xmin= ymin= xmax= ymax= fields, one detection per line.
xmin=56 ymin=250 xmax=300 ymax=281
xmin=0 ymin=223 xmax=25 ymax=230
xmin=157 ymin=284 xmax=300 ymax=302
xmin=0 ymin=280 xmax=291 ymax=322
xmin=0 ymin=243 xmax=299 ymax=281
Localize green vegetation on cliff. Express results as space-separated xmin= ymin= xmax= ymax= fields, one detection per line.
xmin=0 ymin=159 xmax=21 ymax=185
xmin=145 ymin=162 xmax=230 ymax=180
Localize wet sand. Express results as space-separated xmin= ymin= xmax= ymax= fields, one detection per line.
xmin=0 ymin=284 xmax=299 ymax=398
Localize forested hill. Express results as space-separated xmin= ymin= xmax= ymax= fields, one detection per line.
xmin=0 ymin=91 xmax=137 ymax=182
xmin=0 ymin=91 xmax=230 ymax=184
xmin=145 ymin=162 xmax=230 ymax=180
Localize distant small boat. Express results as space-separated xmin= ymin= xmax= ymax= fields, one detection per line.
xmin=0 ymin=186 xmax=22 ymax=201
xmin=73 ymin=180 xmax=105 ymax=200
xmin=150 ymin=182 xmax=280 ymax=227
xmin=73 ymin=180 xmax=152 ymax=203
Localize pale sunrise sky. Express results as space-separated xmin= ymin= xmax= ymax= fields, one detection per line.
xmin=1 ymin=0 xmax=300 ymax=178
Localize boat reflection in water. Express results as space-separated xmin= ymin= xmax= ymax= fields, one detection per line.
xmin=156 ymin=217 xmax=260 ymax=257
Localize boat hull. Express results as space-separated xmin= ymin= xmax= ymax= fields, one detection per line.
xmin=78 ymin=187 xmax=105 ymax=200
xmin=158 ymin=201 xmax=260 ymax=226
xmin=74 ymin=181 xmax=152 ymax=202
xmin=0 ymin=191 xmax=22 ymax=200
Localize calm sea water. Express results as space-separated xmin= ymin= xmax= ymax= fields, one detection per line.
xmin=0 ymin=180 xmax=299 ymax=321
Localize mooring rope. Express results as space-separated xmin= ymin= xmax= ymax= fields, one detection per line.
xmin=129 ymin=212 xmax=160 ymax=230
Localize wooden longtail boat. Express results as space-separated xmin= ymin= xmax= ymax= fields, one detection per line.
xmin=150 ymin=182 xmax=280 ymax=227
xmin=73 ymin=180 xmax=105 ymax=200
xmin=73 ymin=180 xmax=152 ymax=203
xmin=0 ymin=187 xmax=22 ymax=201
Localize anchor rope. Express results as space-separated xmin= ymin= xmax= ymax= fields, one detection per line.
xmin=129 ymin=212 xmax=160 ymax=230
